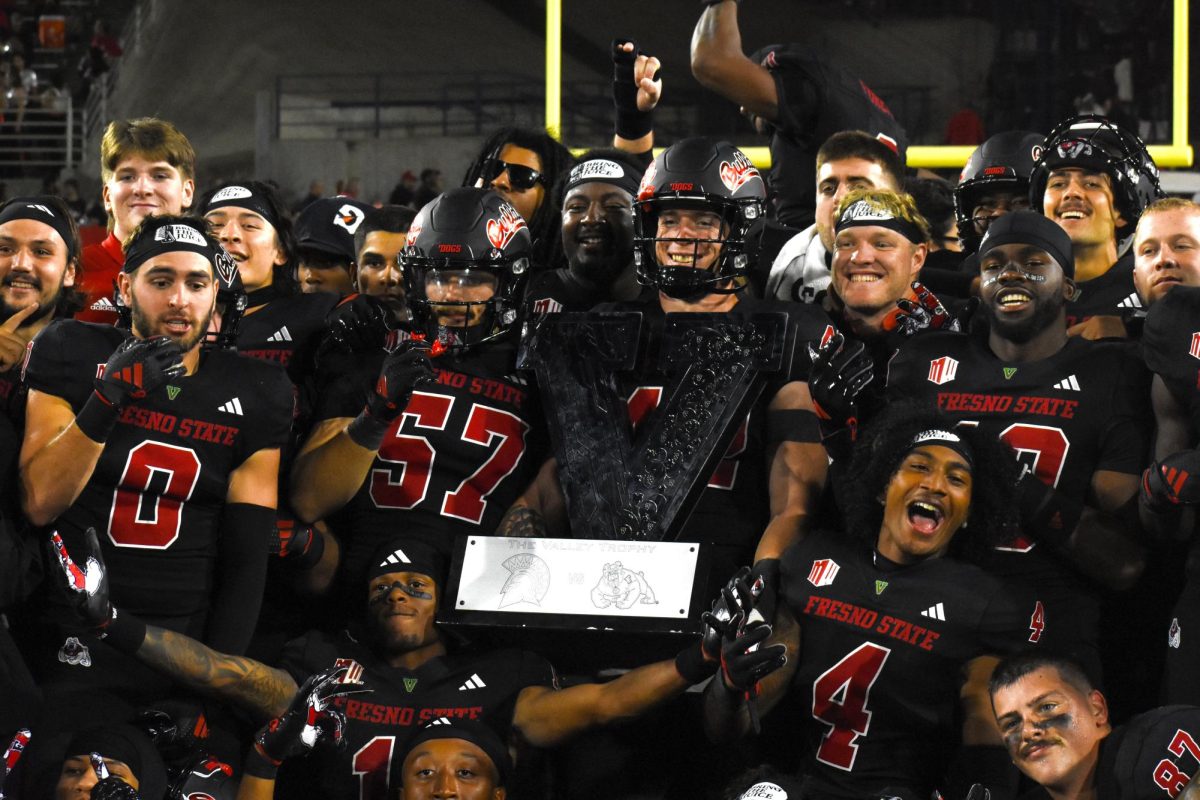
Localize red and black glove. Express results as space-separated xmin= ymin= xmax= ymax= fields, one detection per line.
xmin=346 ymin=340 xmax=435 ymax=450
xmin=253 ymin=666 xmax=368 ymax=768
xmin=883 ymin=282 xmax=971 ymax=337
xmin=1142 ymin=450 xmax=1200 ymax=508
xmin=807 ymin=331 xmax=874 ymax=448
xmin=51 ymin=529 xmax=146 ymax=653
xmin=76 ymin=336 xmax=185 ymax=442
xmin=714 ymin=611 xmax=787 ymax=694
xmin=325 ymin=293 xmax=392 ymax=353
xmin=269 ymin=515 xmax=326 ymax=570
xmin=0 ymin=728 xmax=31 ymax=800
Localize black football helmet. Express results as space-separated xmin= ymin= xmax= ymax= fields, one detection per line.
xmin=207 ymin=246 xmax=247 ymax=349
xmin=1029 ymin=115 xmax=1164 ymax=236
xmin=401 ymin=187 xmax=531 ymax=348
xmin=633 ymin=137 xmax=765 ymax=297
xmin=955 ymin=130 xmax=1044 ymax=252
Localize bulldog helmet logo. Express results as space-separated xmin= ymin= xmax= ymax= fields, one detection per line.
xmin=485 ymin=203 xmax=527 ymax=251
xmin=718 ymin=151 xmax=761 ymax=193
xmin=590 ymin=561 xmax=658 ymax=610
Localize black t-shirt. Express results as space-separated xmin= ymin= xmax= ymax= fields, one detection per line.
xmin=278 ymin=631 xmax=555 ymax=800
xmin=886 ymin=331 xmax=1151 ymax=668
xmin=1067 ymin=253 xmax=1141 ymax=329
xmin=591 ymin=296 xmax=831 ymax=562
xmin=23 ymin=320 xmax=293 ymax=625
xmin=312 ymin=334 xmax=546 ymax=585
xmin=780 ymin=531 xmax=1036 ymax=799
xmin=759 ymin=44 xmax=908 ymax=229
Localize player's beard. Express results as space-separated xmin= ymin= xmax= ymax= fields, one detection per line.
xmin=129 ymin=295 xmax=212 ymax=352
xmin=1 ymin=279 xmax=61 ymax=327
xmin=983 ymin=289 xmax=1066 ymax=344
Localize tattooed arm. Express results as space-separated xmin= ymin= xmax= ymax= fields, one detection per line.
xmin=497 ymin=457 xmax=567 ymax=537
xmin=135 ymin=625 xmax=299 ymax=721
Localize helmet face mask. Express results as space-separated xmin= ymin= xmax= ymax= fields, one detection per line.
xmin=207 ymin=248 xmax=246 ymax=349
xmin=633 ymin=138 xmax=765 ymax=299
xmin=402 ymin=188 xmax=531 ymax=350
xmin=1029 ymin=115 xmax=1163 ymax=237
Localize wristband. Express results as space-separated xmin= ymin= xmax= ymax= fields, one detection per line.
xmin=243 ymin=746 xmax=282 ymax=777
xmin=346 ymin=410 xmax=390 ymax=451
xmin=291 ymin=527 xmax=327 ymax=571
xmin=615 ymin=106 xmax=653 ymax=141
xmin=75 ymin=391 xmax=120 ymax=443
xmin=674 ymin=644 xmax=717 ymax=684
xmin=612 ymin=39 xmax=653 ymax=140
xmin=100 ymin=607 xmax=147 ymax=655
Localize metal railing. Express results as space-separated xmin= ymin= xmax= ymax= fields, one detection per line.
xmin=0 ymin=100 xmax=84 ymax=174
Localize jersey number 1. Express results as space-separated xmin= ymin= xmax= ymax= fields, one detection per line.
xmin=812 ymin=642 xmax=891 ymax=771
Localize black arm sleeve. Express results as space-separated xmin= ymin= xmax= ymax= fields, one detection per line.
xmin=204 ymin=502 xmax=274 ymax=654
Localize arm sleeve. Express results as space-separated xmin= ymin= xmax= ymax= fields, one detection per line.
xmin=242 ymin=364 xmax=296 ymax=455
xmin=310 ymin=353 xmax=373 ymax=423
xmin=203 ymin=502 xmax=275 ymax=654
xmin=22 ymin=320 xmax=97 ymax=411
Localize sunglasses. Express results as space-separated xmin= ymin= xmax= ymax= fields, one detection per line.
xmin=482 ymin=159 xmax=546 ymax=192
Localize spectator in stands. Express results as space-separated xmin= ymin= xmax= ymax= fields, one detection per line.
xmin=764 ymin=131 xmax=905 ymax=304
xmin=389 ymin=170 xmax=417 ymax=207
xmin=291 ymin=179 xmax=324 ymax=215
xmin=89 ymin=19 xmax=122 ymax=62
xmin=690 ymin=3 xmax=906 ymax=230
xmin=463 ymin=127 xmax=575 ymax=270
xmin=413 ymin=168 xmax=441 ymax=208
xmin=77 ymin=117 xmax=196 ymax=323
xmin=59 ymin=178 xmax=86 ymax=223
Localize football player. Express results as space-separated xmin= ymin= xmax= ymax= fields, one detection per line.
xmin=19 ymin=214 xmax=293 ymax=726
xmin=462 ymin=127 xmax=575 ymax=271
xmin=887 ymin=211 xmax=1150 ymax=680
xmin=289 ymin=188 xmax=546 ymax=591
xmin=53 ymin=725 xmax=167 ymax=800
xmin=351 ymin=204 xmax=417 ymax=324
xmin=955 ymin=130 xmax=1044 ymax=255
xmin=294 ymin=196 xmax=372 ymax=295
xmin=990 ymin=652 xmax=1200 ymax=799
xmin=78 ymin=118 xmax=197 ymax=324
xmin=52 ymin=533 xmax=723 ymax=800
xmin=1134 ymin=200 xmax=1200 ymax=706
xmin=689 ymin=2 xmax=906 ymax=230
xmin=504 ymin=137 xmax=830 ymax=595
xmin=397 ymin=719 xmax=510 ymax=800
xmin=1030 ymin=115 xmax=1164 ymax=338
xmin=704 ymin=405 xmax=1038 ymax=799
xmin=766 ymin=131 xmax=906 ymax=304
xmin=1132 ymin=198 xmax=1200 ymax=308
xmin=524 ymin=149 xmax=652 ymax=314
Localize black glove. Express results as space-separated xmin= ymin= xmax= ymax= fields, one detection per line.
xmin=51 ymin=529 xmax=113 ymax=629
xmin=269 ymin=515 xmax=325 ymax=569
xmin=347 ymin=340 xmax=436 ymax=450
xmin=95 ymin=336 xmax=185 ymax=408
xmin=932 ymin=786 xmax=991 ymax=800
xmin=806 ymin=331 xmax=874 ymax=444
xmin=254 ymin=666 xmax=367 ymax=766
xmin=612 ymin=38 xmax=653 ymax=140
xmin=0 ymin=729 xmax=31 ymax=800
xmin=701 ymin=567 xmax=756 ymax=662
xmin=325 ymin=293 xmax=392 ymax=353
xmin=1142 ymin=450 xmax=1200 ymax=507
xmin=91 ymin=777 xmax=141 ymax=800
xmin=717 ymin=612 xmax=787 ymax=693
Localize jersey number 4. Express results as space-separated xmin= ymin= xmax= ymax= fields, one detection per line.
xmin=812 ymin=642 xmax=891 ymax=771
xmin=107 ymin=441 xmax=201 ymax=549
xmin=370 ymin=392 xmax=529 ymax=524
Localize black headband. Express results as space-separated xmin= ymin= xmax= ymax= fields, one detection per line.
xmin=906 ymin=428 xmax=974 ymax=470
xmin=366 ymin=537 xmax=446 ymax=586
xmin=564 ymin=157 xmax=640 ymax=198
xmin=402 ymin=719 xmax=511 ymax=784
xmin=978 ymin=210 xmax=1075 ymax=279
xmin=0 ymin=196 xmax=78 ymax=262
xmin=65 ymin=726 xmax=144 ymax=777
xmin=835 ymin=199 xmax=925 ymax=244
xmin=123 ymin=217 xmax=221 ymax=274
xmin=203 ymin=184 xmax=281 ymax=231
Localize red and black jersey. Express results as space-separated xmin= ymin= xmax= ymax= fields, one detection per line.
xmin=312 ymin=335 xmax=545 ymax=582
xmin=1067 ymin=253 xmax=1142 ymax=329
xmin=886 ymin=331 xmax=1151 ymax=670
xmin=237 ymin=291 xmax=339 ymax=374
xmin=277 ymin=631 xmax=555 ymax=800
xmin=22 ymin=320 xmax=293 ymax=626
xmin=758 ymin=45 xmax=907 ymax=229
xmin=781 ymin=531 xmax=1037 ymax=799
xmin=592 ymin=296 xmax=831 ymax=567
xmin=1092 ymin=705 xmax=1200 ymax=799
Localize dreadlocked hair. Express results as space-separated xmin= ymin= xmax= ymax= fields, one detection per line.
xmin=462 ymin=126 xmax=576 ymax=272
xmin=841 ymin=401 xmax=1021 ymax=565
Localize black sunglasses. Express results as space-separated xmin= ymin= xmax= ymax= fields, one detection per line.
xmin=482 ymin=159 xmax=546 ymax=192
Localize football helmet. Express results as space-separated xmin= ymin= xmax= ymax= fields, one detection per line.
xmin=401 ymin=187 xmax=531 ymax=348
xmin=633 ymin=137 xmax=765 ymax=297
xmin=955 ymin=130 xmax=1044 ymax=252
xmin=207 ymin=247 xmax=247 ymax=349
xmin=1029 ymin=114 xmax=1164 ymax=236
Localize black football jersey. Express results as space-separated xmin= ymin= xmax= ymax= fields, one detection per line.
xmin=312 ymin=335 xmax=545 ymax=583
xmin=592 ymin=296 xmax=832 ymax=568
xmin=277 ymin=631 xmax=555 ymax=800
xmin=781 ymin=531 xmax=1037 ymax=799
xmin=1142 ymin=285 xmax=1200 ymax=433
xmin=1067 ymin=253 xmax=1142 ymax=329
xmin=1094 ymin=705 xmax=1200 ymax=799
xmin=760 ymin=45 xmax=907 ymax=229
xmin=237 ymin=291 xmax=339 ymax=372
xmin=22 ymin=320 xmax=293 ymax=625
xmin=886 ymin=331 xmax=1151 ymax=669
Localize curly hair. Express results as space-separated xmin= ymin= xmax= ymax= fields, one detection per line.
xmin=462 ymin=127 xmax=576 ymax=272
xmin=840 ymin=401 xmax=1021 ymax=565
